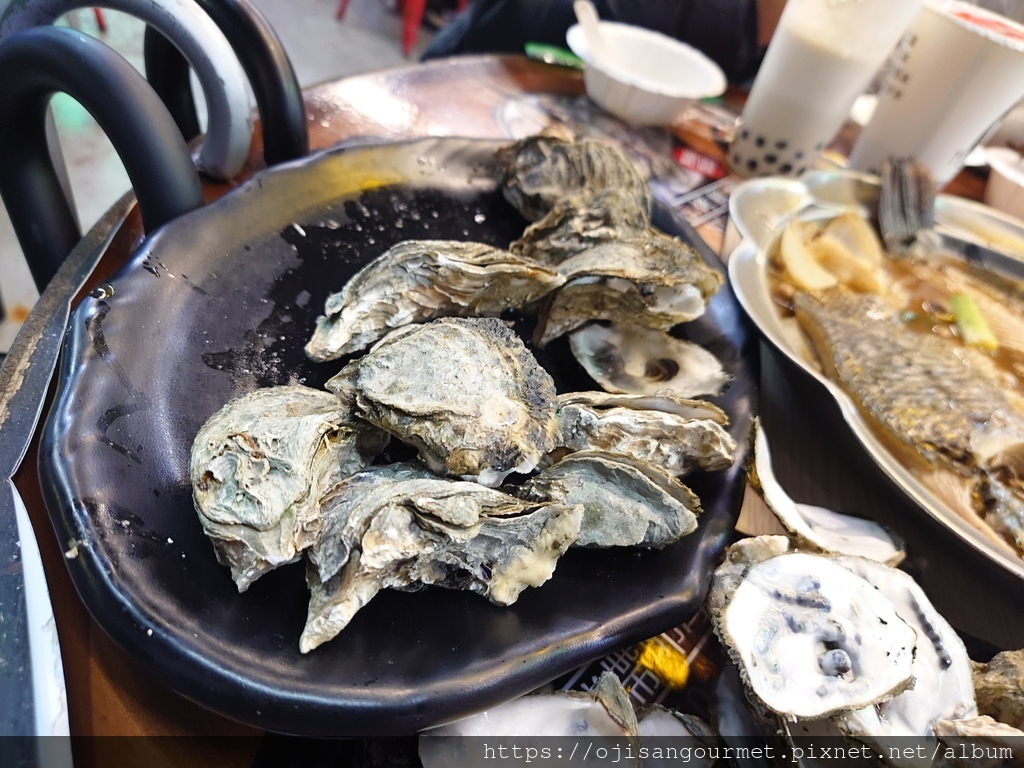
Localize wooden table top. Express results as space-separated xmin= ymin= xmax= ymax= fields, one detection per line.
xmin=8 ymin=53 xmax=1023 ymax=759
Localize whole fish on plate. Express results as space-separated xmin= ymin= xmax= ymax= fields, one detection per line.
xmin=794 ymin=289 xmax=1024 ymax=554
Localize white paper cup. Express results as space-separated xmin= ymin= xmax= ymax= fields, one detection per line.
xmin=848 ymin=0 xmax=1024 ymax=187
xmin=729 ymin=0 xmax=923 ymax=179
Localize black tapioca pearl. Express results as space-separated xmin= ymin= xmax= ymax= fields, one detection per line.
xmin=795 ymin=150 xmax=804 ymax=159
xmin=747 ymin=159 xmax=758 ymax=172
xmin=755 ymin=135 xmax=766 ymax=147
xmin=765 ymin=154 xmax=777 ymax=164
xmin=776 ymin=139 xmax=787 ymax=150
xmin=779 ymin=163 xmax=793 ymax=174
xmin=733 ymin=153 xmax=742 ymax=164
xmin=741 ymin=128 xmax=750 ymax=139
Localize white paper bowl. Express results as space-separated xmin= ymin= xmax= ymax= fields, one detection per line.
xmin=566 ymin=21 xmax=726 ymax=127
xmin=984 ymin=146 xmax=1024 ymax=221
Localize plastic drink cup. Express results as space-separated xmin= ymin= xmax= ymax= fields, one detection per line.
xmin=848 ymin=0 xmax=1024 ymax=187
xmin=729 ymin=0 xmax=923 ymax=178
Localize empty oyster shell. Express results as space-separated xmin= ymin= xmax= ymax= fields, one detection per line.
xmin=706 ymin=534 xmax=794 ymax=618
xmin=973 ymin=649 xmax=1024 ymax=731
xmin=495 ymin=130 xmax=651 ymax=222
xmin=749 ymin=421 xmax=905 ymax=565
xmin=569 ymin=322 xmax=729 ymax=398
xmin=829 ymin=555 xmax=976 ymax=746
xmin=305 ymin=240 xmax=565 ymax=361
xmin=301 ymin=489 xmax=582 ymax=652
xmin=190 ymin=385 xmax=387 ymax=591
xmin=327 ymin=317 xmax=560 ymax=487
xmin=516 ymin=451 xmax=700 ymax=548
xmin=715 ymin=551 xmax=917 ymax=721
xmin=554 ymin=393 xmax=735 ymax=476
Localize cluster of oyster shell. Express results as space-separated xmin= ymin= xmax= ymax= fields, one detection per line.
xmin=710 ymin=423 xmax=1024 ymax=763
xmin=190 ymin=131 xmax=737 ymax=652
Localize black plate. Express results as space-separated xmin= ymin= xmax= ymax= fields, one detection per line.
xmin=40 ymin=137 xmax=756 ymax=736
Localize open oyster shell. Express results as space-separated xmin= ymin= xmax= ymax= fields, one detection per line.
xmin=828 ymin=555 xmax=976 ymax=750
xmin=516 ymin=451 xmax=700 ymax=548
xmin=569 ymin=322 xmax=729 ymax=399
xmin=495 ymin=129 xmax=651 ymax=222
xmin=327 ymin=317 xmax=560 ymax=487
xmin=305 ymin=240 xmax=565 ymax=361
xmin=554 ymin=393 xmax=735 ymax=477
xmin=190 ymin=385 xmax=387 ymax=591
xmin=714 ymin=551 xmax=917 ymax=721
xmin=750 ymin=421 xmax=905 ymax=565
xmin=556 ymin=390 xmax=728 ymax=424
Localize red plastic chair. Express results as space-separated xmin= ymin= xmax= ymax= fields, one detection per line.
xmin=336 ymin=0 xmax=469 ymax=57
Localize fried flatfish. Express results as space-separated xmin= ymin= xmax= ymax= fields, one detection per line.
xmin=794 ymin=289 xmax=1024 ymax=553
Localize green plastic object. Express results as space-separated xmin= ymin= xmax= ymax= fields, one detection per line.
xmin=524 ymin=42 xmax=583 ymax=68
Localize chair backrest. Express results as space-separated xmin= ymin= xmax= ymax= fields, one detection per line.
xmin=0 ymin=0 xmax=253 ymax=181
xmin=0 ymin=26 xmax=205 ymax=290
xmin=145 ymin=0 xmax=309 ymax=167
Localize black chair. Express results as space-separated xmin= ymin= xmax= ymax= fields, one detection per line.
xmin=0 ymin=26 xmax=206 ymax=291
xmin=144 ymin=0 xmax=309 ymax=167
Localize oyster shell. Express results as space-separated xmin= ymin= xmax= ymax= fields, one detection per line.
xmin=973 ymin=649 xmax=1024 ymax=731
xmin=495 ymin=130 xmax=651 ymax=222
xmin=569 ymin=322 xmax=729 ymax=398
xmin=190 ymin=385 xmax=387 ymax=591
xmin=510 ymin=188 xmax=650 ymax=266
xmin=305 ymin=240 xmax=565 ymax=361
xmin=532 ymin=233 xmax=723 ymax=347
xmin=516 ymin=451 xmax=700 ymax=548
xmin=706 ymin=534 xmax=794 ymax=618
xmin=327 ymin=317 xmax=560 ymax=487
xmin=830 ymin=555 xmax=976 ymax=746
xmin=554 ymin=392 xmax=735 ymax=476
xmin=556 ymin=390 xmax=728 ymax=424
xmin=301 ymin=485 xmax=582 ymax=652
xmin=749 ymin=421 xmax=905 ymax=565
xmin=715 ymin=551 xmax=917 ymax=721
xmin=933 ymin=716 xmax=1024 ymax=768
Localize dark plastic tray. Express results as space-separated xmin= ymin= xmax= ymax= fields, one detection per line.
xmin=39 ymin=137 xmax=756 ymax=736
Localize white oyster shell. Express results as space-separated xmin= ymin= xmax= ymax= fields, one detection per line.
xmin=305 ymin=240 xmax=564 ymax=361
xmin=717 ymin=552 xmax=917 ymax=720
xmin=190 ymin=385 xmax=386 ymax=591
xmin=831 ymin=555 xmax=976 ymax=747
xmin=327 ymin=317 xmax=560 ymax=487
xmin=750 ymin=422 xmax=905 ymax=565
xmin=569 ymin=322 xmax=729 ymax=399
xmin=556 ymin=390 xmax=728 ymax=424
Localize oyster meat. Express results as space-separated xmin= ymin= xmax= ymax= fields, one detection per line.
xmin=190 ymin=385 xmax=387 ymax=591
xmin=327 ymin=317 xmax=560 ymax=486
xmin=714 ymin=551 xmax=917 ymax=720
xmin=554 ymin=391 xmax=735 ymax=476
xmin=305 ymin=240 xmax=565 ymax=361
xmin=495 ymin=129 xmax=651 ymax=222
xmin=516 ymin=451 xmax=701 ymax=548
xmin=301 ymin=464 xmax=582 ymax=651
xmin=569 ymin=322 xmax=729 ymax=398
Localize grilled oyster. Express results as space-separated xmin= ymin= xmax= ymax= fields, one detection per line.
xmin=553 ymin=391 xmax=735 ymax=476
xmin=973 ymin=650 xmax=1024 ymax=731
xmin=305 ymin=240 xmax=565 ymax=361
xmin=190 ymin=385 xmax=387 ymax=591
xmin=300 ymin=465 xmax=582 ymax=651
xmin=516 ymin=451 xmax=700 ymax=548
xmin=713 ymin=551 xmax=917 ymax=720
xmin=749 ymin=421 xmax=905 ymax=564
xmin=569 ymin=322 xmax=729 ymax=398
xmin=495 ymin=129 xmax=651 ymax=222
xmin=532 ymin=232 xmax=724 ymax=347
xmin=556 ymin=390 xmax=729 ymax=424
xmin=327 ymin=317 xmax=560 ymax=486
